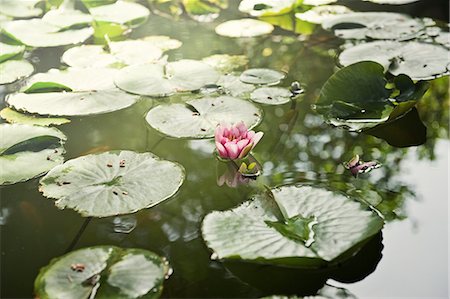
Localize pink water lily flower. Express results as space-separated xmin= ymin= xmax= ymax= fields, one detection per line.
xmin=215 ymin=122 xmax=263 ymax=160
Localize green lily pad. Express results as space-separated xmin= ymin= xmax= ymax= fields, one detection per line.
xmin=182 ymin=0 xmax=227 ymax=22
xmin=115 ymin=60 xmax=220 ymax=97
xmin=39 ymin=150 xmax=185 ymax=217
xmin=145 ymin=96 xmax=262 ymax=138
xmin=0 ymin=108 xmax=70 ymax=126
xmin=202 ymin=54 xmax=249 ymax=74
xmin=61 ymin=45 xmax=118 ymax=68
xmin=0 ymin=60 xmax=34 ymax=85
xmin=41 ymin=9 xmax=93 ymax=29
xmin=0 ymin=42 xmax=25 ymax=63
xmin=89 ymin=1 xmax=150 ymax=26
xmin=238 ymin=0 xmax=296 ymax=17
xmin=0 ymin=124 xmax=66 ymax=185
xmin=2 ymin=19 xmax=93 ymax=47
xmin=295 ymin=5 xmax=353 ymax=24
xmin=322 ymin=12 xmax=423 ymax=40
xmin=215 ymin=18 xmax=274 ymax=37
xmin=6 ymin=67 xmax=138 ymax=116
xmin=34 ymin=246 xmax=171 ymax=299
xmin=202 ymin=185 xmax=383 ymax=265
xmin=240 ymin=68 xmax=286 ymax=85
xmin=250 ymin=87 xmax=291 ymax=105
xmin=217 ymin=75 xmax=256 ymax=97
xmin=339 ymin=41 xmax=450 ymax=80
xmin=0 ymin=0 xmax=42 ymax=18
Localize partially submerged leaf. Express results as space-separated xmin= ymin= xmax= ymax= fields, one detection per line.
xmin=202 ymin=54 xmax=249 ymax=74
xmin=250 ymin=87 xmax=292 ymax=105
xmin=295 ymin=5 xmax=353 ymax=24
xmin=0 ymin=60 xmax=34 ymax=85
xmin=240 ymin=68 xmax=286 ymax=85
xmin=34 ymin=246 xmax=171 ymax=298
xmin=39 ymin=151 xmax=185 ymax=217
xmin=145 ymin=96 xmax=262 ymax=138
xmin=0 ymin=124 xmax=66 ymax=185
xmin=238 ymin=0 xmax=296 ymax=17
xmin=215 ymin=18 xmax=274 ymax=37
xmin=0 ymin=108 xmax=71 ymax=126
xmin=41 ymin=9 xmax=93 ymax=29
xmin=89 ymin=1 xmax=150 ymax=26
xmin=217 ymin=74 xmax=256 ymax=97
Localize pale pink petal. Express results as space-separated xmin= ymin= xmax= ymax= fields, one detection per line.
xmin=238 ymin=143 xmax=253 ymax=159
xmin=251 ymin=132 xmax=264 ymax=148
xmin=246 ymin=131 xmax=255 ymax=139
xmin=220 ymin=136 xmax=229 ymax=144
xmin=215 ymin=126 xmax=224 ymax=142
xmin=236 ymin=121 xmax=248 ymax=135
xmin=236 ymin=139 xmax=250 ymax=151
xmin=224 ymin=142 xmax=239 ymax=159
xmin=231 ymin=126 xmax=240 ymax=138
xmin=215 ymin=142 xmax=228 ymax=158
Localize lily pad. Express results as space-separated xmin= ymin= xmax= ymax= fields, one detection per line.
xmin=145 ymin=96 xmax=262 ymax=138
xmin=34 ymin=246 xmax=171 ymax=299
xmin=202 ymin=54 xmax=249 ymax=74
xmin=182 ymin=0 xmax=227 ymax=22
xmin=202 ymin=185 xmax=383 ymax=265
xmin=115 ymin=60 xmax=220 ymax=97
xmin=140 ymin=35 xmax=183 ymax=51
xmin=303 ymin=0 xmax=337 ymax=5
xmin=217 ymin=75 xmax=256 ymax=97
xmin=0 ymin=108 xmax=71 ymax=126
xmin=0 ymin=0 xmax=42 ymax=18
xmin=89 ymin=1 xmax=150 ymax=26
xmin=0 ymin=124 xmax=66 ymax=185
xmin=41 ymin=9 xmax=93 ymax=29
xmin=61 ymin=45 xmax=119 ymax=68
xmin=2 ymin=19 xmax=93 ymax=47
xmin=295 ymin=5 xmax=353 ymax=24
xmin=238 ymin=0 xmax=296 ymax=17
xmin=0 ymin=42 xmax=25 ymax=62
xmin=215 ymin=18 xmax=274 ymax=37
xmin=39 ymin=151 xmax=185 ymax=217
xmin=240 ymin=68 xmax=286 ymax=85
xmin=362 ymin=0 xmax=419 ymax=4
xmin=250 ymin=87 xmax=292 ymax=105
xmin=6 ymin=67 xmax=138 ymax=116
xmin=338 ymin=41 xmax=450 ymax=80
xmin=0 ymin=60 xmax=34 ymax=85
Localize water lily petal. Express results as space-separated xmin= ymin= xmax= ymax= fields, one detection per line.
xmin=246 ymin=130 xmax=255 ymax=139
xmin=237 ymin=139 xmax=250 ymax=151
xmin=236 ymin=121 xmax=248 ymax=135
xmin=238 ymin=143 xmax=253 ymax=159
xmin=215 ymin=126 xmax=225 ymax=142
xmin=216 ymin=141 xmax=228 ymax=158
xmin=224 ymin=142 xmax=239 ymax=159
xmin=251 ymin=131 xmax=264 ymax=148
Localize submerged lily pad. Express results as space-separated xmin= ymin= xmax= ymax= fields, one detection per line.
xmin=240 ymin=68 xmax=286 ymax=85
xmin=2 ymin=19 xmax=93 ymax=47
xmin=202 ymin=54 xmax=249 ymax=74
xmin=39 ymin=151 xmax=185 ymax=217
xmin=34 ymin=246 xmax=170 ymax=299
xmin=115 ymin=60 xmax=219 ymax=97
xmin=0 ymin=124 xmax=66 ymax=185
xmin=215 ymin=19 xmax=274 ymax=37
xmin=89 ymin=1 xmax=150 ymax=26
xmin=145 ymin=96 xmax=262 ymax=138
xmin=0 ymin=42 xmax=25 ymax=62
xmin=6 ymin=67 xmax=138 ymax=116
xmin=0 ymin=0 xmax=42 ymax=18
xmin=202 ymin=185 xmax=383 ymax=265
xmin=250 ymin=87 xmax=292 ymax=105
xmin=339 ymin=41 xmax=450 ymax=80
xmin=295 ymin=5 xmax=353 ymax=24
xmin=238 ymin=0 xmax=296 ymax=17
xmin=0 ymin=60 xmax=34 ymax=85
xmin=0 ymin=108 xmax=70 ymax=126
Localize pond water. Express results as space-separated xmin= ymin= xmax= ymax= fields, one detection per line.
xmin=1 ymin=1 xmax=449 ymax=298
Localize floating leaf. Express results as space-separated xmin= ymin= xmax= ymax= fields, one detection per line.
xmin=303 ymin=0 xmax=337 ymax=5
xmin=295 ymin=5 xmax=353 ymax=24
xmin=0 ymin=124 xmax=66 ymax=185
xmin=339 ymin=41 xmax=450 ymax=80
xmin=238 ymin=0 xmax=296 ymax=17
xmin=2 ymin=19 xmax=93 ymax=47
xmin=250 ymin=87 xmax=292 ymax=105
xmin=362 ymin=0 xmax=419 ymax=4
xmin=262 ymin=284 xmax=357 ymax=299
xmin=0 ymin=108 xmax=70 ymax=126
xmin=217 ymin=75 xmax=256 ymax=97
xmin=240 ymin=68 xmax=286 ymax=85
xmin=0 ymin=60 xmax=34 ymax=85
xmin=0 ymin=0 xmax=42 ymax=18
xmin=115 ymin=60 xmax=219 ymax=97
xmin=182 ymin=0 xmax=227 ymax=22
xmin=202 ymin=185 xmax=383 ymax=266
xmin=39 ymin=151 xmax=185 ymax=217
xmin=215 ymin=18 xmax=274 ymax=37
xmin=202 ymin=54 xmax=249 ymax=74
xmin=41 ymin=9 xmax=93 ymax=29
xmin=6 ymin=68 xmax=138 ymax=116
xmin=89 ymin=1 xmax=150 ymax=26
xmin=61 ymin=45 xmax=118 ymax=68
xmin=145 ymin=96 xmax=262 ymax=138
xmin=34 ymin=246 xmax=170 ymax=298
xmin=140 ymin=35 xmax=183 ymax=51
xmin=0 ymin=42 xmax=25 ymax=63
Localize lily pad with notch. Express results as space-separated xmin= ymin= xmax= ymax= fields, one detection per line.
xmin=146 ymin=96 xmax=262 ymax=138
xmin=34 ymin=246 xmax=171 ymax=299
xmin=6 ymin=67 xmax=138 ymax=116
xmin=240 ymin=68 xmax=286 ymax=85
xmin=88 ymin=1 xmax=150 ymax=27
xmin=202 ymin=185 xmax=383 ymax=267
xmin=0 ymin=124 xmax=66 ymax=185
xmin=217 ymin=74 xmax=256 ymax=97
xmin=39 ymin=151 xmax=185 ymax=217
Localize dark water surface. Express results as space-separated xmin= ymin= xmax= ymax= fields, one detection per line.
xmin=1 ymin=1 xmax=449 ymax=298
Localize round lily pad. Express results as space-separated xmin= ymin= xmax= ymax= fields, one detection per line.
xmin=145 ymin=96 xmax=262 ymax=138
xmin=238 ymin=0 xmax=296 ymax=17
xmin=6 ymin=67 xmax=138 ymax=116
xmin=41 ymin=9 xmax=93 ymax=29
xmin=217 ymin=75 xmax=256 ymax=97
xmin=295 ymin=5 xmax=353 ymax=24
xmin=250 ymin=87 xmax=292 ymax=105
xmin=339 ymin=41 xmax=450 ymax=80
xmin=0 ymin=0 xmax=42 ymax=18
xmin=34 ymin=246 xmax=171 ymax=299
xmin=0 ymin=60 xmax=34 ymax=85
xmin=39 ymin=151 xmax=185 ymax=217
xmin=115 ymin=60 xmax=220 ymax=97
xmin=61 ymin=45 xmax=118 ymax=68
xmin=0 ymin=124 xmax=66 ymax=185
xmin=0 ymin=42 xmax=25 ymax=62
xmin=202 ymin=54 xmax=249 ymax=74
xmin=215 ymin=19 xmax=274 ymax=38
xmin=0 ymin=108 xmax=70 ymax=126
xmin=2 ymin=19 xmax=93 ymax=48
xmin=202 ymin=185 xmax=384 ymax=265
xmin=89 ymin=1 xmax=150 ymax=26
xmin=240 ymin=68 xmax=286 ymax=85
